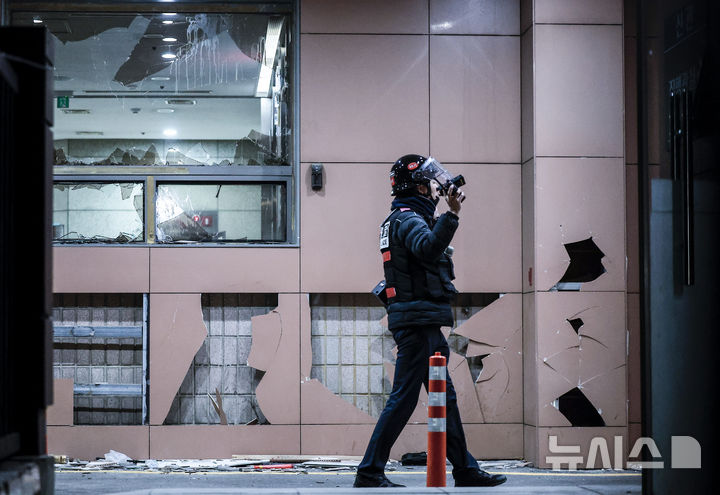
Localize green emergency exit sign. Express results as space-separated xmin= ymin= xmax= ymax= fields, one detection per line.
xmin=57 ymin=96 xmax=69 ymax=108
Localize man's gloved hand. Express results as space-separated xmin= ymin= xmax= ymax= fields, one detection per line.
xmin=446 ymin=184 xmax=465 ymax=215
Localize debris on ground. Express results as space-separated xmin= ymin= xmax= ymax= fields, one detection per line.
xmin=479 ymin=460 xmax=533 ymax=469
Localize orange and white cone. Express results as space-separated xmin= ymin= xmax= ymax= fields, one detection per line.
xmin=427 ymin=351 xmax=447 ymax=487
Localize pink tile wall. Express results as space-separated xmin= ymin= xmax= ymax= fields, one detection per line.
xmin=430 ymin=0 xmax=520 ymax=35
xmin=430 ymin=36 xmax=521 ymax=163
xmin=53 ymin=247 xmax=149 ymax=293
xmin=149 ymin=247 xmax=299 ymax=293
xmin=301 ymin=0 xmax=428 ymax=34
xmin=534 ymin=0 xmax=623 ymax=24
xmin=535 ymin=25 xmax=624 ymax=157
xmin=533 ymin=157 xmax=625 ymax=292
xmin=300 ymin=35 xmax=429 ymax=163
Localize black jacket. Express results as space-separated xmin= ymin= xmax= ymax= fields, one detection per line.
xmin=380 ymin=198 xmax=459 ymax=330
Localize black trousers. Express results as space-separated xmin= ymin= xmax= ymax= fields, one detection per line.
xmin=357 ymin=325 xmax=479 ymax=478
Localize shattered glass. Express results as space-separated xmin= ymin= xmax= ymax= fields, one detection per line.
xmin=53 ymin=183 xmax=144 ymax=243
xmin=13 ymin=11 xmax=292 ymax=167
xmin=155 ymin=183 xmax=286 ymax=243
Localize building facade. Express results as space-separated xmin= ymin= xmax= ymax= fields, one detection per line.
xmin=7 ymin=0 xmax=638 ymax=468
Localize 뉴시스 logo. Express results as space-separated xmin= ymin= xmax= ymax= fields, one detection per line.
xmin=546 ymin=435 xmax=701 ymax=470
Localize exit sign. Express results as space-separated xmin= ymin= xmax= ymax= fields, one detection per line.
xmin=57 ymin=96 xmax=69 ymax=108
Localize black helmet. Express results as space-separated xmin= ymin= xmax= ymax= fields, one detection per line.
xmin=390 ymin=154 xmax=429 ymax=196
xmin=390 ymin=154 xmax=462 ymax=196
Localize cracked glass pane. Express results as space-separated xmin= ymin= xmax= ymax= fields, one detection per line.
xmin=13 ymin=11 xmax=292 ymax=167
xmin=53 ymin=182 xmax=144 ymax=243
xmin=155 ymin=183 xmax=285 ymax=243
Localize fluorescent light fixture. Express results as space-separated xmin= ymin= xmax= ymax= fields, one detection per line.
xmin=165 ymin=99 xmax=195 ymax=105
xmin=156 ymin=108 xmax=175 ymax=113
xmin=162 ymin=20 xmax=174 ymax=25
xmin=163 ymin=129 xmax=177 ymax=137
xmin=162 ymin=13 xmax=176 ymax=16
xmin=151 ymin=76 xmax=171 ymax=81
xmin=161 ymin=53 xmax=176 ymax=59
xmin=162 ymin=37 xmax=177 ymax=42
xmin=33 ymin=17 xmax=43 ymax=24
xmin=255 ymin=16 xmax=284 ymax=98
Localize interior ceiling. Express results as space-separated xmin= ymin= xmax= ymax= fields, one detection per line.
xmin=13 ymin=12 xmax=276 ymax=140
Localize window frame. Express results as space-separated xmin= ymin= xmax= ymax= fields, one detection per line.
xmin=13 ymin=1 xmax=300 ymax=246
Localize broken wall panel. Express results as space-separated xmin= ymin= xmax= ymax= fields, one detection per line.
xmin=535 ymin=291 xmax=627 ymax=427
xmin=53 ymin=294 xmax=144 ymax=425
xmin=149 ymin=425 xmax=299 ymax=459
xmin=149 ymin=294 xmax=208 ymax=425
xmin=53 ymin=247 xmax=149 ymax=293
xmin=163 ymin=294 xmax=277 ymax=426
xmin=533 ymin=157 xmax=625 ymax=292
xmin=304 ymin=293 xmax=492 ymax=422
xmin=249 ymin=293 xmax=301 ymax=425
xmin=149 ymin=247 xmax=299 ymax=293
xmin=47 ymin=426 xmax=150 ymax=461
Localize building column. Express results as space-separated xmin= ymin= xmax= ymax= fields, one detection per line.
xmin=521 ymin=0 xmax=628 ymax=468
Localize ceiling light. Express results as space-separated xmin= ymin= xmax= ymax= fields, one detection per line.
xmin=161 ymin=53 xmax=176 ymax=59
xmin=151 ymin=76 xmax=171 ymax=81
xmin=162 ymin=37 xmax=177 ymax=42
xmin=162 ymin=13 xmax=176 ymax=16
xmin=33 ymin=17 xmax=42 ymax=24
xmin=163 ymin=129 xmax=177 ymax=137
xmin=75 ymin=131 xmax=103 ymax=136
xmin=165 ymin=99 xmax=195 ymax=105
xmin=156 ymin=108 xmax=175 ymax=113
xmin=61 ymin=109 xmax=90 ymax=114
xmin=162 ymin=20 xmax=174 ymax=25
xmin=255 ymin=16 xmax=284 ymax=98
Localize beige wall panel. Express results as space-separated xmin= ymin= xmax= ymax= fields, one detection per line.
xmin=149 ymin=293 xmax=207 ymax=425
xmin=301 ymin=0 xmax=428 ymax=34
xmin=455 ymin=294 xmax=523 ymax=423
xmin=535 ymin=25 xmax=623 ymax=157
xmin=446 ymin=164 xmax=521 ymax=293
xmin=522 ymin=159 xmax=535 ymax=293
xmin=300 ymin=35 xmax=429 ymax=163
xmin=627 ymin=293 xmax=641 ymax=424
xmin=248 ymin=294 xmax=300 ymax=425
xmin=534 ymin=0 xmax=622 ymax=24
xmin=47 ymin=379 xmax=73 ymax=426
xmin=628 ymin=422 xmax=642 ymax=458
xmin=430 ymin=36 xmax=520 ymax=164
xmin=535 ymin=292 xmax=627 ymax=427
xmin=300 ymin=163 xmax=387 ymax=292
xmin=524 ymin=424 xmax=538 ymax=465
xmin=534 ymin=158 xmax=625 ymax=292
xmin=150 ymin=425 xmax=299 ymax=458
xmin=149 ymin=248 xmax=299 ymax=293
xmin=535 ymin=426 xmax=628 ymax=469
xmin=625 ymin=41 xmax=638 ymax=164
xmin=300 ymin=424 xmax=523 ymax=459
xmin=430 ymin=0 xmax=520 ymax=35
xmin=448 ymin=353 xmax=485 ymax=423
xmin=53 ymin=247 xmax=149 ymax=293
xmin=48 ymin=426 xmax=149 ymax=460
xmin=521 ymin=28 xmax=534 ymax=164
xmin=523 ymin=293 xmax=538 ymax=425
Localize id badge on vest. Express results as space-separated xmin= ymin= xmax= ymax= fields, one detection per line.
xmin=379 ymin=221 xmax=390 ymax=249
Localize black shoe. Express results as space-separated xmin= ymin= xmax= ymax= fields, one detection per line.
xmin=454 ymin=468 xmax=507 ymax=487
xmin=353 ymin=473 xmax=405 ymax=488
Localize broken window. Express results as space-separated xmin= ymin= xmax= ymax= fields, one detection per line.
xmin=52 ymin=294 xmax=148 ymax=425
xmin=53 ymin=182 xmax=144 ymax=243
xmin=155 ymin=183 xmax=286 ymax=243
xmin=13 ymin=6 xmax=296 ymax=244
xmin=163 ymin=294 xmax=277 ymax=425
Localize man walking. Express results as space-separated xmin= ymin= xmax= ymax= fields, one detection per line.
xmin=353 ymin=154 xmax=507 ymax=488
